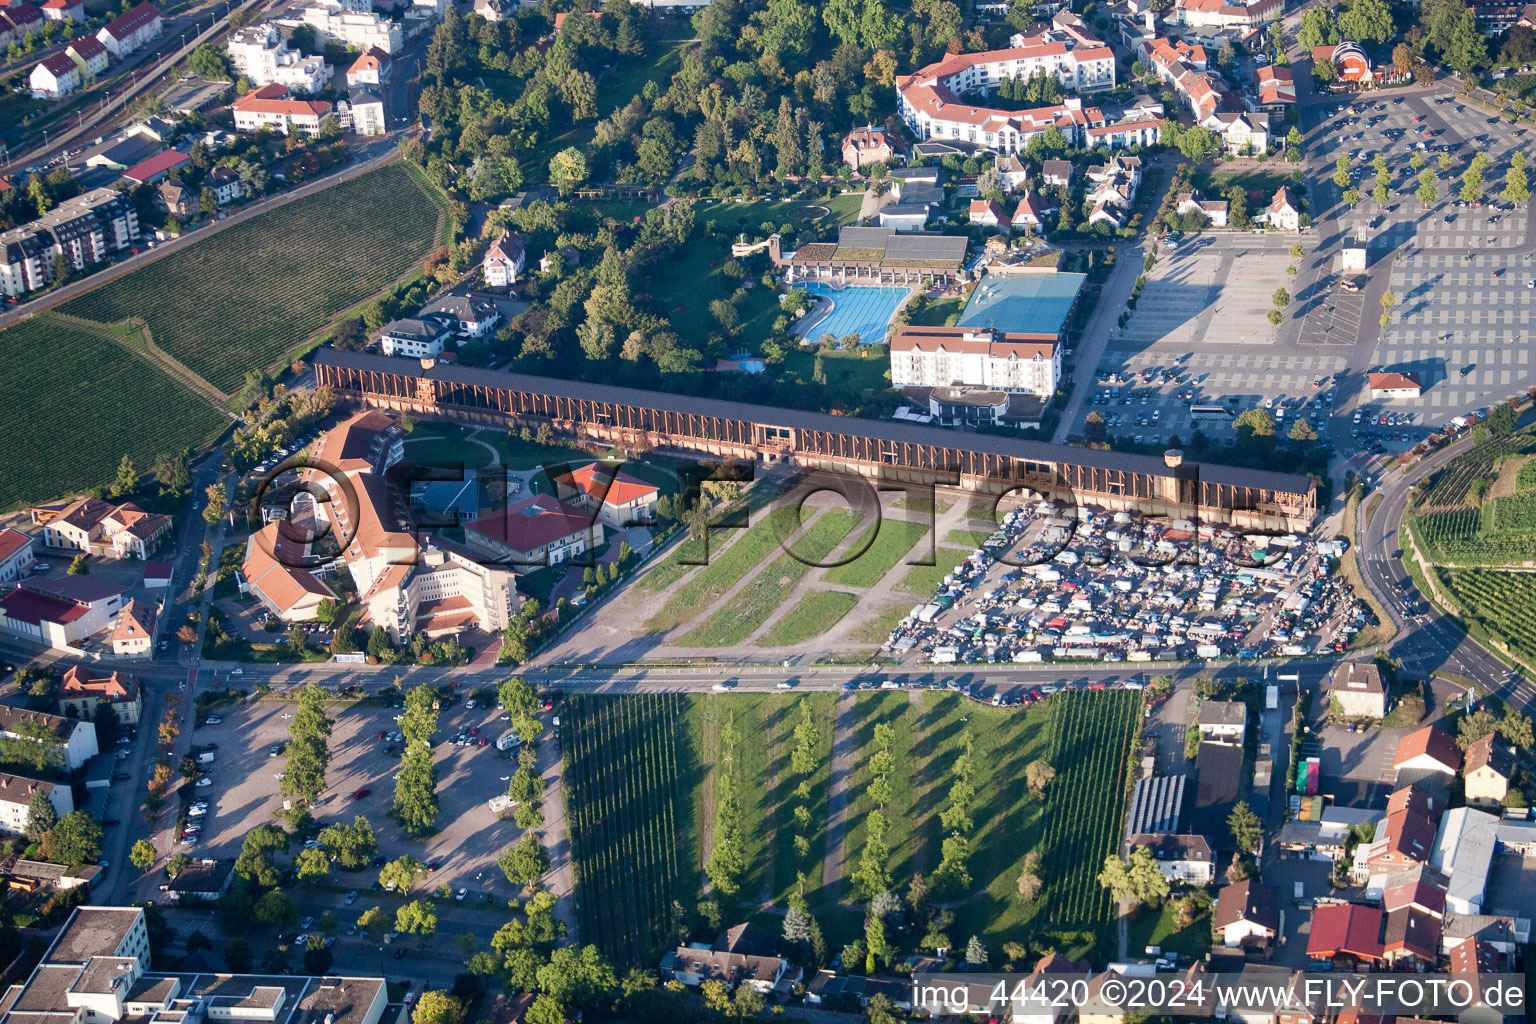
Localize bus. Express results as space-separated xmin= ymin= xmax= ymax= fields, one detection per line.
xmin=1189 ymin=405 xmax=1236 ymax=422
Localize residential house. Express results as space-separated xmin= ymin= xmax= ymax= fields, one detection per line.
xmin=0 ymin=527 xmax=36 ymax=583
xmin=1011 ymin=189 xmax=1054 ymax=232
xmin=1252 ymin=64 xmax=1295 ymax=112
xmin=465 ymin=493 xmax=603 ymax=567
xmin=1198 ymin=700 xmax=1246 ymax=744
xmin=1394 ymin=725 xmax=1461 ymax=776
xmin=0 ymin=705 xmax=98 ymax=769
xmin=1463 ymin=733 xmax=1515 ymax=809
xmin=996 ymin=153 xmax=1030 ymax=189
xmin=40 ymin=497 xmax=171 ymax=559
xmin=1327 ymin=659 xmax=1386 ymax=719
xmin=1307 ymin=903 xmax=1386 ymax=966
xmin=231 ymin=83 xmax=331 ymax=135
xmin=472 ymin=0 xmax=509 ymax=18
xmin=1449 ymin=939 xmax=1510 ymax=1024
xmin=552 ymin=462 xmax=660 ymax=529
xmin=206 ymin=165 xmax=244 ymax=205
xmin=58 ymin=664 xmax=142 ymax=724
xmin=65 ymin=35 xmax=108 ymax=77
xmin=41 ymin=0 xmax=84 ymax=21
xmin=122 ymin=149 xmax=190 ymax=186
xmin=95 ymin=0 xmax=160 ymax=57
xmin=1205 ymin=111 xmax=1269 ymax=155
xmin=155 ymin=178 xmax=193 ymax=217
xmin=538 ymin=245 xmax=580 ymax=274
xmin=662 ymin=946 xmax=800 ymax=995
xmin=970 ymin=198 xmax=1011 ymax=232
xmin=1265 ymin=186 xmax=1301 ymax=231
xmin=0 ymin=4 xmax=45 ymax=45
xmin=346 ymin=45 xmax=391 ymax=86
xmin=1085 ymin=154 xmax=1140 ymax=228
xmin=378 ymin=314 xmax=455 ymax=359
xmin=1382 ymin=905 xmax=1442 ymax=966
xmin=0 ymin=772 xmax=73 ymax=835
xmin=1176 ymin=189 xmax=1229 ymax=227
xmin=1129 ymin=832 xmax=1215 ymax=884
xmin=421 ymin=293 xmax=501 ymax=337
xmin=346 ymin=88 xmax=386 ymax=135
xmin=29 ymin=52 xmax=79 ymax=99
xmin=1212 ymin=879 xmax=1279 ymax=949
xmin=1041 ymin=158 xmax=1072 ymax=187
xmin=1369 ymin=371 xmax=1424 ymax=399
xmin=841 ymin=126 xmax=903 ymax=170
xmin=108 ymin=598 xmax=156 ymax=659
xmin=40 ymin=497 xmax=170 ymax=559
xmin=483 ymin=229 xmax=525 ymax=287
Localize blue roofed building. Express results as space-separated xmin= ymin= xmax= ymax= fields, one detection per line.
xmin=957 ymin=270 xmax=1088 ymax=338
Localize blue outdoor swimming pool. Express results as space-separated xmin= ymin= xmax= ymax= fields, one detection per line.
xmin=795 ymin=283 xmax=911 ymax=346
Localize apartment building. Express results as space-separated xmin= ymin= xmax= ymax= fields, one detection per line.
xmin=95 ymin=0 xmax=160 ymax=56
xmin=0 ymin=772 xmax=73 ymax=835
xmin=0 ymin=188 xmax=139 ymax=297
xmin=888 ymin=325 xmax=1060 ymax=397
xmin=226 ymin=23 xmax=332 ymax=91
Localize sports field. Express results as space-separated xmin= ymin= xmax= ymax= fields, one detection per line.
xmin=59 ymin=163 xmax=441 ymax=393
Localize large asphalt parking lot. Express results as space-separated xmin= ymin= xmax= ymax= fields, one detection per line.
xmin=189 ymin=696 xmax=540 ymax=898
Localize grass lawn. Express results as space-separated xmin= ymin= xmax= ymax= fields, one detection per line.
xmin=781 ymin=345 xmax=894 ymax=394
xmin=895 ymin=547 xmax=971 ymax=596
xmin=677 ymin=509 xmax=862 ymax=646
xmin=60 ymin=163 xmax=440 ymax=393
xmin=696 ymin=194 xmax=864 ymax=237
xmin=1127 ymin=900 xmax=1214 ymax=959
xmin=756 ymin=590 xmax=859 ymax=646
xmin=402 ymin=430 xmax=497 ymax=470
xmin=644 ymin=237 xmax=782 ymax=348
xmin=645 ymin=505 xmax=800 ymax=633
xmin=907 ymin=296 xmax=964 ymax=327
xmin=944 ymin=529 xmax=995 ymax=549
xmin=1191 ymin=168 xmax=1293 ymax=195
xmin=848 ymin=600 xmax=913 ymax=644
xmin=0 ymin=315 xmax=228 ymax=510
xmin=822 ymin=519 xmax=929 ymax=590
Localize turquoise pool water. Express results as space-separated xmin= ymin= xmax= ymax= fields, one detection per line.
xmin=794 ymin=283 xmax=911 ymax=345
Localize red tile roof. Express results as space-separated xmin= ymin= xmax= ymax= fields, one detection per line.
xmin=1307 ymin=904 xmax=1385 ymax=961
xmin=67 ymin=34 xmax=105 ymax=58
xmin=101 ymin=0 xmax=157 ymax=40
xmin=61 ymin=664 xmax=139 ymax=702
xmin=0 ymin=528 xmax=33 ymax=563
xmin=1393 ymin=724 xmax=1458 ymax=770
xmin=348 ymin=45 xmax=390 ymax=73
xmin=0 ymin=587 xmax=86 ymax=626
xmin=466 ymin=494 xmax=595 ymax=553
xmin=555 ymin=462 xmax=658 ymax=507
xmin=121 ymin=148 xmax=189 ymax=182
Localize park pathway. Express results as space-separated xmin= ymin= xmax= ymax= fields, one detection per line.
xmin=822 ymin=694 xmax=857 ymax=900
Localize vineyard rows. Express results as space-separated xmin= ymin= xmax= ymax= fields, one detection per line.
xmin=0 ymin=316 xmax=227 ymax=510
xmin=61 ymin=165 xmax=440 ymax=392
xmin=1439 ymin=569 xmax=1536 ymax=663
xmin=1416 ymin=431 xmax=1536 ymax=510
xmin=1487 ymin=492 xmax=1536 ymax=535
xmin=1035 ymin=691 xmax=1142 ymax=929
xmin=562 ymin=695 xmax=688 ymax=965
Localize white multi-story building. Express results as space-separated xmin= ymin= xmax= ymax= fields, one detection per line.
xmin=231 ymin=83 xmax=331 ymax=135
xmin=95 ymin=0 xmax=160 ymax=57
xmin=0 ymin=706 xmax=98 ymax=771
xmin=227 ymin=23 xmax=332 ymax=91
xmin=888 ymin=325 xmax=1060 ymax=397
xmin=298 ymin=7 xmax=400 ymax=53
xmin=0 ymin=771 xmax=73 ymax=835
xmin=0 ymin=188 xmax=139 ymax=297
xmin=1176 ymin=0 xmax=1282 ymax=30
xmin=29 ymin=52 xmax=79 ymax=98
xmin=345 ymin=88 xmax=386 ymax=135
xmin=378 ymin=314 xmax=453 ymax=358
xmin=895 ymin=43 xmax=1114 ymax=153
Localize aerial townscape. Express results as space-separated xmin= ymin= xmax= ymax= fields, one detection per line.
xmin=12 ymin=0 xmax=1536 ymax=1017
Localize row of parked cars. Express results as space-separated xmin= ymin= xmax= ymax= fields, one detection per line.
xmin=883 ymin=500 xmax=1362 ymax=666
